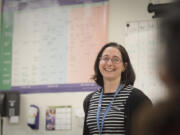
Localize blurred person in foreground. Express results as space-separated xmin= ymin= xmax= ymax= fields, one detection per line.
xmin=133 ymin=1 xmax=180 ymax=135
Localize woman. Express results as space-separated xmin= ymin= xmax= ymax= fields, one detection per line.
xmin=83 ymin=42 xmax=151 ymax=135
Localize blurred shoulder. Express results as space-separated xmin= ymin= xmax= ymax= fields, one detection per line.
xmin=125 ymin=85 xmax=152 ymax=105
xmin=125 ymin=85 xmax=149 ymax=98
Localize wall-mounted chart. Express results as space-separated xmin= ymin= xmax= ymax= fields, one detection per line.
xmin=0 ymin=0 xmax=108 ymax=93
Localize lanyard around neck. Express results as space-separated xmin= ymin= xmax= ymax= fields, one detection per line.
xmin=96 ymin=84 xmax=123 ymax=135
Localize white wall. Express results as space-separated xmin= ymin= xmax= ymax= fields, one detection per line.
xmin=3 ymin=92 xmax=90 ymax=135
xmin=108 ymin=0 xmax=173 ymax=44
xmin=108 ymin=0 xmax=152 ymax=44
xmin=0 ymin=0 xmax=170 ymax=135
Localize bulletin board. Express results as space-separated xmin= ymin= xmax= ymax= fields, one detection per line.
xmin=0 ymin=0 xmax=108 ymax=93
xmin=125 ymin=20 xmax=167 ymax=102
xmin=46 ymin=106 xmax=72 ymax=131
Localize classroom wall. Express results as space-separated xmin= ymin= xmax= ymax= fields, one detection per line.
xmin=108 ymin=0 xmax=152 ymax=44
xmin=0 ymin=0 xmax=172 ymax=135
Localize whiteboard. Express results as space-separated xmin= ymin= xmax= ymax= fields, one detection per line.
xmin=125 ymin=20 xmax=167 ymax=103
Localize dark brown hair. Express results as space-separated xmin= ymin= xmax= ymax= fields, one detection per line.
xmin=92 ymin=42 xmax=135 ymax=87
xmin=160 ymin=2 xmax=180 ymax=83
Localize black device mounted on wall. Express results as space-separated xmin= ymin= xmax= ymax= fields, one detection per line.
xmin=147 ymin=2 xmax=180 ymax=18
xmin=0 ymin=91 xmax=20 ymax=135
xmin=0 ymin=91 xmax=20 ymax=118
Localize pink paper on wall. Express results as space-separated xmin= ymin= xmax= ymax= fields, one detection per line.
xmin=67 ymin=5 xmax=108 ymax=83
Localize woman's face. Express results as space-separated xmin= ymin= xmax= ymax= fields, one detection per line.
xmin=99 ymin=47 xmax=126 ymax=82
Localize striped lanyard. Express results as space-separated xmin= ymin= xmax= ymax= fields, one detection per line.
xmin=96 ymin=84 xmax=123 ymax=135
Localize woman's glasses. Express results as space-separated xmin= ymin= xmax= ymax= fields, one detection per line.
xmin=100 ymin=56 xmax=122 ymax=64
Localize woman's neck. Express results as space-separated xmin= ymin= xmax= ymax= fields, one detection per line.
xmin=103 ymin=78 xmax=121 ymax=93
